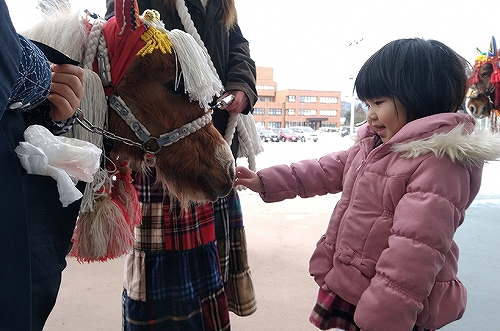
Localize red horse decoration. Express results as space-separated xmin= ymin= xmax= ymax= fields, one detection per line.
xmin=467 ymin=36 xmax=500 ymax=132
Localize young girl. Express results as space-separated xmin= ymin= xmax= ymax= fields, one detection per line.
xmin=235 ymin=38 xmax=500 ymax=331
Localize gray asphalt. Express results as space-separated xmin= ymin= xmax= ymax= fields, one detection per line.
xmin=44 ymin=133 xmax=500 ymax=330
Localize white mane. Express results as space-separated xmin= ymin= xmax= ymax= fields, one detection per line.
xmin=20 ymin=12 xmax=88 ymax=63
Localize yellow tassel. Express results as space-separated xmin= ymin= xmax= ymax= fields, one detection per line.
xmin=138 ymin=26 xmax=173 ymax=56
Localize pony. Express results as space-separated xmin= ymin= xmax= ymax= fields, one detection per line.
xmin=22 ymin=0 xmax=236 ymax=206
xmin=466 ymin=36 xmax=500 ymax=132
xmin=20 ymin=0 xmax=260 ymax=261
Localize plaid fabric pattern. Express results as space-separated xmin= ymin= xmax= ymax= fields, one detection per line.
xmin=123 ymin=170 xmax=229 ymax=330
xmin=144 ymin=244 xmax=223 ymax=301
xmin=123 ymin=287 xmax=230 ymax=331
xmin=213 ymin=189 xmax=257 ymax=316
xmin=310 ymin=286 xmax=434 ymax=331
xmin=133 ymin=171 xmax=216 ymax=251
xmin=310 ymin=286 xmax=359 ymax=331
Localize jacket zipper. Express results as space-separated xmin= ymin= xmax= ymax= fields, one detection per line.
xmin=336 ymin=142 xmax=386 ymax=244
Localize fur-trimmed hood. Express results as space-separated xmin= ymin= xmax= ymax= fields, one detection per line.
xmin=357 ymin=112 xmax=500 ymax=166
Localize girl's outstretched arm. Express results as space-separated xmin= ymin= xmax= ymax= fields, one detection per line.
xmin=234 ymin=166 xmax=265 ymax=193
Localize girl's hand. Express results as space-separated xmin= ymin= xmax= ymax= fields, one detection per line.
xmin=47 ymin=64 xmax=84 ymax=121
xmin=221 ymin=90 xmax=248 ymax=114
xmin=234 ymin=166 xmax=265 ymax=193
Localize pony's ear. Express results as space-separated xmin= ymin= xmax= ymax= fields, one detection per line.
xmin=115 ymin=0 xmax=142 ymax=36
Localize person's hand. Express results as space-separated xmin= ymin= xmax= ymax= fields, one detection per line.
xmin=220 ymin=90 xmax=248 ymax=114
xmin=234 ymin=166 xmax=265 ymax=193
xmin=47 ymin=64 xmax=84 ymax=121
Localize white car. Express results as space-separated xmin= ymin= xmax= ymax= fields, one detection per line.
xmin=290 ymin=126 xmax=319 ymax=142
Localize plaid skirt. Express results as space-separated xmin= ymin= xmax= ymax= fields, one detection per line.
xmin=123 ymin=171 xmax=230 ymax=331
xmin=310 ymin=286 xmax=434 ymax=331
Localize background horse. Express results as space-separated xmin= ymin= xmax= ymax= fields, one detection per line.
xmin=23 ymin=0 xmax=235 ymax=206
xmin=467 ymin=36 xmax=500 ymax=132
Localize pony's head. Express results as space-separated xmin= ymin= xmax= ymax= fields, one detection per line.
xmin=467 ymin=36 xmax=500 ymax=119
xmin=24 ymin=0 xmax=235 ymax=205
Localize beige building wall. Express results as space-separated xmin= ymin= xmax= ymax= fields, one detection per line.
xmin=253 ymin=67 xmax=341 ymax=130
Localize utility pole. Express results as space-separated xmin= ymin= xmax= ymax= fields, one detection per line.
xmin=348 ymin=38 xmax=364 ymax=135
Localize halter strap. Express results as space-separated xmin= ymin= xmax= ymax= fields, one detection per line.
xmin=108 ymin=95 xmax=212 ymax=154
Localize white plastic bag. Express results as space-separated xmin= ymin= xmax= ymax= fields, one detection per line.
xmin=15 ymin=125 xmax=101 ymax=207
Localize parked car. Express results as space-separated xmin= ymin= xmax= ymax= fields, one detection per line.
xmin=317 ymin=127 xmax=339 ymax=133
xmin=290 ymin=126 xmax=319 ymax=142
xmin=272 ymin=128 xmax=299 ymax=142
xmin=259 ymin=129 xmax=280 ymax=142
xmin=340 ymin=126 xmax=358 ymax=137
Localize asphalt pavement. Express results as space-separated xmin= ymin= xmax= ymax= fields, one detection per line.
xmin=44 ymin=134 xmax=500 ymax=330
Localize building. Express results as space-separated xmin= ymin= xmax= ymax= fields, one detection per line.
xmin=253 ymin=67 xmax=342 ymax=130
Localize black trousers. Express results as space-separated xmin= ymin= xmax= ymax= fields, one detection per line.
xmin=27 ymin=176 xmax=83 ymax=331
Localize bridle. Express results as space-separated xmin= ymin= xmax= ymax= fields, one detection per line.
xmin=76 ymin=93 xmax=233 ymax=166
xmin=75 ymin=23 xmax=231 ymax=167
xmin=76 ymin=94 xmax=213 ymax=166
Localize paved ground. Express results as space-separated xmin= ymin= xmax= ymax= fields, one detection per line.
xmin=44 ymin=135 xmax=500 ymax=330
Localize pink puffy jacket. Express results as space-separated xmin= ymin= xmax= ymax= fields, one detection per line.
xmin=257 ymin=113 xmax=500 ymax=331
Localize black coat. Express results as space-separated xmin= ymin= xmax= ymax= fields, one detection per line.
xmin=0 ymin=1 xmax=81 ymax=329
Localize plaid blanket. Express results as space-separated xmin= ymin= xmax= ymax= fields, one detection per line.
xmin=123 ymin=170 xmax=230 ymax=330
xmin=213 ymin=189 xmax=257 ymax=316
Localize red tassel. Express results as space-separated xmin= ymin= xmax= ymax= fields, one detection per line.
xmin=70 ymin=173 xmax=134 ymax=263
xmin=111 ymin=160 xmax=142 ymax=227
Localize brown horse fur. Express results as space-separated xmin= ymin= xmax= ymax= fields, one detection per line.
xmin=474 ymin=63 xmax=494 ymax=95
xmin=466 ymin=94 xmax=492 ymax=119
xmin=111 ymin=50 xmax=235 ymax=205
xmin=23 ymin=11 xmax=235 ymax=208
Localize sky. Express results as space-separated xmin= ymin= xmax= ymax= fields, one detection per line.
xmin=6 ymin=0 xmax=500 ymax=97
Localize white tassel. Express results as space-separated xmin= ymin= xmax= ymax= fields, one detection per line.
xmin=167 ymin=29 xmax=223 ymax=108
xmin=67 ymin=68 xmax=108 ymax=213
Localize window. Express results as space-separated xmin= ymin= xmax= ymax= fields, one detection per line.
xmin=258 ymin=96 xmax=273 ymax=102
xmin=287 ymin=95 xmax=296 ymax=102
xmin=257 ymin=85 xmax=275 ymax=91
xmin=253 ymin=108 xmax=265 ymax=115
xmin=319 ymin=109 xmax=338 ymax=116
xmin=286 ymin=108 xmax=295 ymax=115
xmin=268 ymin=122 xmax=281 ymax=129
xmin=298 ymin=109 xmax=317 ymax=116
xmin=268 ymin=108 xmax=282 ymax=115
xmin=298 ymin=96 xmax=317 ymax=103
xmin=320 ymin=96 xmax=338 ymax=104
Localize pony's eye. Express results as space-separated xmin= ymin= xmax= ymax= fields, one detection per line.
xmin=164 ymin=80 xmax=185 ymax=95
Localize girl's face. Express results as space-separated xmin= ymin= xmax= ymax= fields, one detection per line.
xmin=365 ymin=97 xmax=408 ymax=143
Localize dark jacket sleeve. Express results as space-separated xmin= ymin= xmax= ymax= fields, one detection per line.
xmin=0 ymin=0 xmax=21 ymax=118
xmin=225 ymin=23 xmax=257 ymax=114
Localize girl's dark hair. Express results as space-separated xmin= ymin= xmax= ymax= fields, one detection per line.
xmin=354 ymin=38 xmax=471 ymax=121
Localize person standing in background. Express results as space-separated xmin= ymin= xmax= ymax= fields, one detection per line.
xmin=105 ymin=0 xmax=257 ymax=329
xmin=0 ymin=1 xmax=85 ymax=330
